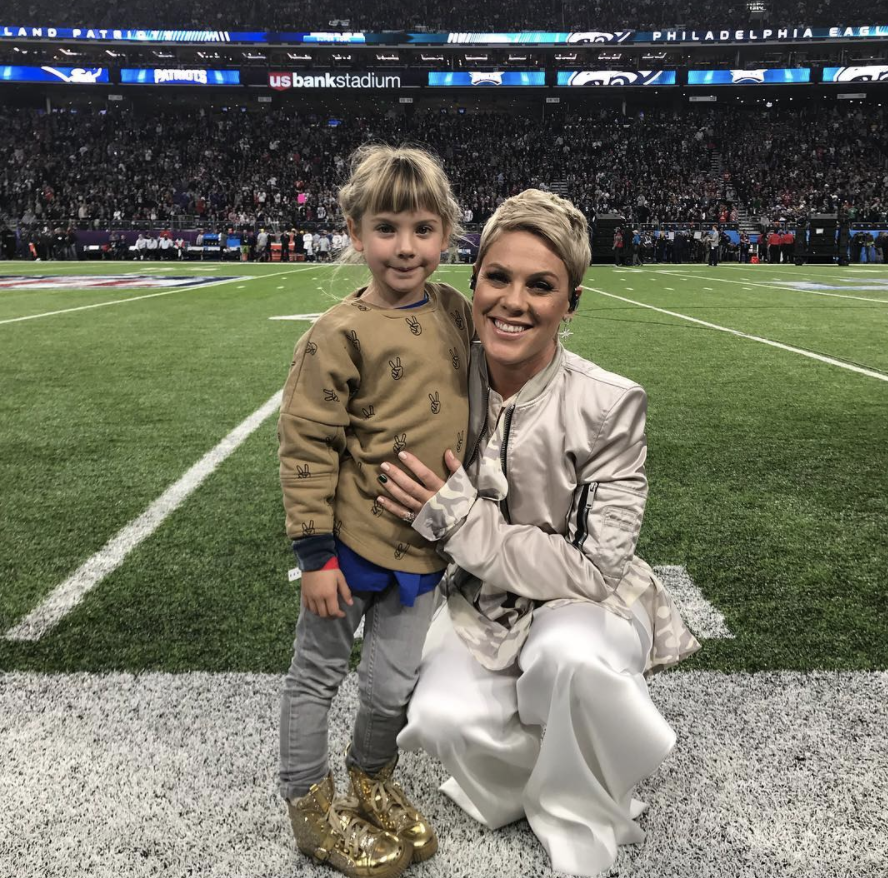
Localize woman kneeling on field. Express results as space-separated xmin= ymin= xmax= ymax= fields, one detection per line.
xmin=375 ymin=188 xmax=700 ymax=877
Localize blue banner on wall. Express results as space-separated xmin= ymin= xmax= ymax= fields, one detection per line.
xmin=0 ymin=65 xmax=109 ymax=83
xmin=557 ymin=70 xmax=676 ymax=86
xmin=428 ymin=71 xmax=545 ymax=86
xmin=687 ymin=68 xmax=811 ymax=85
xmin=120 ymin=68 xmax=240 ymax=85
xmin=822 ymin=65 xmax=888 ymax=82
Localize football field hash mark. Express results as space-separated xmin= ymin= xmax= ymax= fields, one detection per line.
xmin=3 ymin=390 xmax=284 ymax=643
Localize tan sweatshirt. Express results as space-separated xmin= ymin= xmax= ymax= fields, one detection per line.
xmin=278 ymin=282 xmax=474 ymax=573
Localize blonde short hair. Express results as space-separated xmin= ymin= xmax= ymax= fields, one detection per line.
xmin=338 ymin=144 xmax=462 ymax=260
xmin=475 ymin=189 xmax=591 ymax=292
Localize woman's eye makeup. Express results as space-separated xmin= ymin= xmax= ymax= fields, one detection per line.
xmin=484 ymin=271 xmax=553 ymax=291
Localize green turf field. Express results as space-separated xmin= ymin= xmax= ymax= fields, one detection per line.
xmin=1 ymin=260 xmax=886 ymax=673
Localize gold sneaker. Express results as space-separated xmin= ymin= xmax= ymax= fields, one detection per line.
xmin=286 ymin=773 xmax=413 ymax=878
xmin=348 ymin=756 xmax=438 ymax=863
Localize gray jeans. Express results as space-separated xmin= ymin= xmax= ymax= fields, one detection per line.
xmin=279 ymin=584 xmax=435 ymax=800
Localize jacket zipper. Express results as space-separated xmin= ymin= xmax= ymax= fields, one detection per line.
xmin=499 ymin=405 xmax=516 ymax=522
xmin=572 ymin=481 xmax=598 ymax=549
xmin=465 ymin=384 xmax=490 ymax=470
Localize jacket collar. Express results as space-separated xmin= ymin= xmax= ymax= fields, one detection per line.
xmin=474 ymin=340 xmax=565 ymax=407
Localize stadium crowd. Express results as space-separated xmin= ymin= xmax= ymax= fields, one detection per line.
xmin=2 ymin=104 xmax=886 ymax=241
xmin=5 ymin=0 xmax=886 ymax=31
xmin=717 ymin=107 xmax=888 ymax=224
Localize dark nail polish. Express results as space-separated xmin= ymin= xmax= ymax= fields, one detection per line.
xmin=377 ymin=474 xmax=388 ymax=483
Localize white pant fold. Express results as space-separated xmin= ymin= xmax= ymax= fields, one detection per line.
xmin=397 ymin=600 xmax=676 ymax=877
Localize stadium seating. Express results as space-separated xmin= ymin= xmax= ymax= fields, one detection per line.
xmin=2 ymin=105 xmax=885 ymax=235
xmin=3 ymin=0 xmax=888 ymax=31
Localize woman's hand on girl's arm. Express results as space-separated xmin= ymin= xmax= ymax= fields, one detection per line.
xmin=376 ymin=449 xmax=461 ymax=523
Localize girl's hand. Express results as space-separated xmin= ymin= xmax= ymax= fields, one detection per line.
xmin=377 ymin=449 xmax=461 ymax=523
xmin=301 ymin=569 xmax=353 ymax=619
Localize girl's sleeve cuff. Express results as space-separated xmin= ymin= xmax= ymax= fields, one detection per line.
xmin=413 ymin=466 xmax=478 ymax=542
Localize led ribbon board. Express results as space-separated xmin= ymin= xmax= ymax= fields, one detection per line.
xmin=822 ymin=65 xmax=888 ymax=82
xmin=428 ymin=71 xmax=545 ymax=86
xmin=120 ymin=68 xmax=240 ymax=85
xmin=3 ymin=26 xmax=888 ymax=44
xmin=687 ymin=68 xmax=811 ymax=85
xmin=557 ymin=70 xmax=676 ymax=86
xmin=0 ymin=65 xmax=109 ymax=83
xmin=0 ymin=27 xmax=254 ymax=41
xmin=267 ymin=70 xmax=422 ymax=89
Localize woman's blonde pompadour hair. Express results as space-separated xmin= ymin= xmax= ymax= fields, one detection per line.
xmin=337 ymin=144 xmax=462 ymax=263
xmin=475 ymin=188 xmax=591 ymax=293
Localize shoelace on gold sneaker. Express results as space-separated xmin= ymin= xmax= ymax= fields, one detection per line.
xmin=328 ymin=796 xmax=383 ymax=857
xmin=365 ymin=779 xmax=413 ymax=828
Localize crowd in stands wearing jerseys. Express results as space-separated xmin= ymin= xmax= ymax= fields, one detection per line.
xmin=1 ymin=105 xmax=886 ymax=236
xmin=4 ymin=0 xmax=886 ymax=31
xmin=716 ymin=107 xmax=888 ymax=224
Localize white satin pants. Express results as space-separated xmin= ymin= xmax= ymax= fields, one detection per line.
xmin=397 ymin=600 xmax=676 ymax=876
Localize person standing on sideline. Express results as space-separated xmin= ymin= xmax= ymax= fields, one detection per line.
xmin=277 ymin=145 xmax=474 ymax=877
xmin=256 ymin=227 xmax=269 ymax=262
xmin=613 ymin=226 xmax=624 ymax=265
xmin=707 ymin=224 xmax=720 ymax=266
xmin=768 ymin=228 xmax=782 ymax=264
xmin=781 ymin=228 xmax=795 ymax=265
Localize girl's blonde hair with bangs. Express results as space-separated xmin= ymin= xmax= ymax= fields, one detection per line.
xmin=475 ymin=188 xmax=591 ymax=293
xmin=337 ymin=144 xmax=462 ymax=264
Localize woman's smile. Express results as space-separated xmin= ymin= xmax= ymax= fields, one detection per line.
xmin=489 ymin=316 xmax=531 ymax=336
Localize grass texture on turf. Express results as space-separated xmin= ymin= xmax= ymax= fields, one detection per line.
xmin=1 ymin=262 xmax=886 ymax=673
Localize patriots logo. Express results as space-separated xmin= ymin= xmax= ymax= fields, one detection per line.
xmin=41 ymin=66 xmax=106 ymax=84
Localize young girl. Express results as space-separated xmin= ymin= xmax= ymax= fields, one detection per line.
xmin=277 ymin=144 xmax=473 ymax=878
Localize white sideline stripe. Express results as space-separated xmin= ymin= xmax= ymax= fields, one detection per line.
xmin=583 ymin=285 xmax=888 ymax=383
xmin=3 ymin=391 xmax=284 ymax=643
xmin=653 ymin=565 xmax=733 ymax=639
xmin=653 ymin=270 xmax=888 ymax=303
xmin=0 ymin=266 xmax=318 ymax=325
xmin=269 ymin=313 xmax=322 ymax=322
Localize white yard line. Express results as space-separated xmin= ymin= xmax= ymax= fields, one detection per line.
xmin=269 ymin=313 xmax=323 ymax=322
xmin=653 ymin=270 xmax=888 ymax=304
xmin=583 ymin=285 xmax=888 ymax=383
xmin=0 ymin=266 xmax=317 ymax=325
xmin=3 ymin=391 xmax=284 ymax=642
xmin=654 ymin=566 xmax=732 ymax=638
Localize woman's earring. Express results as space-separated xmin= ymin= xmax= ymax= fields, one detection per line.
xmin=559 ymin=319 xmax=573 ymax=341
